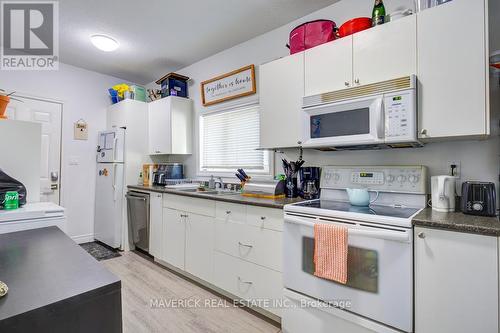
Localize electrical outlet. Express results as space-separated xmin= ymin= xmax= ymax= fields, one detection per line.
xmin=446 ymin=160 xmax=461 ymax=178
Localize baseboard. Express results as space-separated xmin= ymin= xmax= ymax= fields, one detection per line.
xmin=72 ymin=233 xmax=94 ymax=244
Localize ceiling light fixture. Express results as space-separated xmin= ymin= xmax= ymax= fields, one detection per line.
xmin=90 ymin=34 xmax=119 ymax=52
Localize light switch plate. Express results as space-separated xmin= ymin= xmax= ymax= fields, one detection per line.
xmin=74 ymin=121 xmax=88 ymax=140
xmin=68 ymin=156 xmax=79 ymax=165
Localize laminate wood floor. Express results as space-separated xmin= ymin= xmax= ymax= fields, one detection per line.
xmin=102 ymin=251 xmax=281 ymax=333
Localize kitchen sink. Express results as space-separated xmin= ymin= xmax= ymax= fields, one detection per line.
xmin=178 ymin=188 xmax=239 ymax=196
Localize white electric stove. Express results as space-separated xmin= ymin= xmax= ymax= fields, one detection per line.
xmin=282 ymin=165 xmax=428 ymax=333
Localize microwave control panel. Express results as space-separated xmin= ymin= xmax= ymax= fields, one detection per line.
xmin=384 ymin=90 xmax=416 ymax=142
xmin=322 ymin=165 xmax=428 ymax=194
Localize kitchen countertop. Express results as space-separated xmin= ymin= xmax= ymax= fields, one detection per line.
xmin=128 ymin=185 xmax=304 ymax=209
xmin=413 ymin=208 xmax=500 ymax=236
xmin=0 ymin=227 xmax=122 ymax=332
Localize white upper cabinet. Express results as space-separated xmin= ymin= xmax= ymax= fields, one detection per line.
xmin=353 ymin=15 xmax=416 ymax=86
xmin=305 ymin=36 xmax=353 ymax=96
xmin=417 ymin=0 xmax=488 ymax=139
xmin=148 ymin=96 xmax=193 ymax=155
xmin=259 ymin=52 xmax=304 ymax=149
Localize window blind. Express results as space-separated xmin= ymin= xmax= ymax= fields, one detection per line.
xmin=200 ymin=105 xmax=266 ymax=171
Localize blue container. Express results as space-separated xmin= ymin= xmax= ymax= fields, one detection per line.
xmin=156 ymin=73 xmax=189 ymax=98
xmin=108 ymin=88 xmax=120 ymax=104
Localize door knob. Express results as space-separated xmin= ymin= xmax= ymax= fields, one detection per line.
xmin=50 ymin=171 xmax=59 ymax=182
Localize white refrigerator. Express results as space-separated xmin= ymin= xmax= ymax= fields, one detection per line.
xmin=94 ymin=128 xmax=125 ymax=248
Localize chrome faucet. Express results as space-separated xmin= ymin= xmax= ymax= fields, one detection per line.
xmin=218 ymin=177 xmax=225 ymax=190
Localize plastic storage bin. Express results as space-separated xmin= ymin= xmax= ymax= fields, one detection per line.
xmin=155 ymin=72 xmax=189 ymax=98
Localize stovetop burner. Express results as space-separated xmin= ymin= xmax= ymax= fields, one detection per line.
xmin=293 ymin=200 xmax=419 ymax=219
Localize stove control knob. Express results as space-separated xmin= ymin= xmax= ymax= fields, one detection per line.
xmin=408 ymin=175 xmax=419 ymax=183
xmin=387 ymin=175 xmax=395 ymax=183
xmin=472 ymin=203 xmax=483 ymax=211
xmin=397 ymin=175 xmax=407 ymax=183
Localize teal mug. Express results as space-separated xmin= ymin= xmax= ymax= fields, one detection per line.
xmin=346 ymin=188 xmax=379 ymax=207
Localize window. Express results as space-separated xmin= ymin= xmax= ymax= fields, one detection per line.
xmin=199 ymin=104 xmax=270 ymax=175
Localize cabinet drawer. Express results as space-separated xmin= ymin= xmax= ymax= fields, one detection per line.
xmin=215 ymin=219 xmax=282 ymax=272
xmin=246 ymin=205 xmax=284 ymax=231
xmin=215 ymin=201 xmax=246 ymax=223
xmin=163 ymin=193 xmax=215 ymax=217
xmin=213 ymin=251 xmax=283 ymax=316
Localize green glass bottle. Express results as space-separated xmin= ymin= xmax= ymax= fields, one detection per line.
xmin=372 ymin=0 xmax=386 ymax=26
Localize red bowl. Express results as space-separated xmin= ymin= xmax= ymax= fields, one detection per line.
xmin=338 ymin=17 xmax=372 ymax=38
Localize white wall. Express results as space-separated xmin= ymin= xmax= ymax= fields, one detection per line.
xmin=149 ymin=0 xmax=500 ymax=193
xmin=0 ymin=63 xmax=129 ymax=242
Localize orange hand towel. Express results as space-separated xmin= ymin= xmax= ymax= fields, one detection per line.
xmin=313 ymin=223 xmax=348 ymax=284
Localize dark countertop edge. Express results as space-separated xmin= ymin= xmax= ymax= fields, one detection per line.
xmin=412 ymin=219 xmax=500 ymax=237
xmin=127 ymin=185 xmax=301 ymax=209
xmin=0 ymin=227 xmax=121 ymax=321
xmin=412 ymin=208 xmax=500 ymax=237
xmin=0 ymin=281 xmax=121 ymax=322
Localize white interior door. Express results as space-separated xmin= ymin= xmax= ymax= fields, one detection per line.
xmin=6 ymin=96 xmax=62 ymax=204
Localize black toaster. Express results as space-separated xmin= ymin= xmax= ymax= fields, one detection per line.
xmin=461 ymin=182 xmax=497 ymax=217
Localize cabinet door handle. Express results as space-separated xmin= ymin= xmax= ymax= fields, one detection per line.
xmin=344 ymin=81 xmax=350 ymax=87
xmin=354 ymin=78 xmax=360 ymax=85
xmin=238 ymin=277 xmax=253 ymax=285
xmin=297 ymin=141 xmax=302 ymax=145
xmin=155 ymin=150 xmax=161 ymax=154
xmin=417 ymin=232 xmax=425 ymax=239
xmin=238 ymin=241 xmax=253 ymax=248
xmin=225 ymin=210 xmax=231 ymax=215
xmin=260 ymin=216 xmax=266 ymax=221
xmin=420 ymin=129 xmax=427 ymax=135
xmin=180 ymin=214 xmax=188 ymax=218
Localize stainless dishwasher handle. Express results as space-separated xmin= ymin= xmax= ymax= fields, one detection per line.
xmin=126 ymin=195 xmax=146 ymax=201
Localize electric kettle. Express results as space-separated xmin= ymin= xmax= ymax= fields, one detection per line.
xmin=431 ymin=175 xmax=457 ymax=212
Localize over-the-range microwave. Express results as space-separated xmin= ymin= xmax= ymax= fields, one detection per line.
xmin=301 ymin=75 xmax=422 ymax=150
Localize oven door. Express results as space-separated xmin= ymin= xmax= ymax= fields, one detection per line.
xmin=283 ymin=213 xmax=413 ymax=332
xmin=302 ymin=95 xmax=385 ymax=148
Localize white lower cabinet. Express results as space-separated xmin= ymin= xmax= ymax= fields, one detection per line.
xmin=155 ymin=194 xmax=284 ymax=319
xmin=185 ymin=213 xmax=215 ymax=283
xmin=415 ymin=227 xmax=498 ymax=333
xmin=215 ymin=219 xmax=282 ymax=272
xmin=162 ymin=207 xmax=186 ymax=270
xmin=213 ymin=251 xmax=283 ymax=316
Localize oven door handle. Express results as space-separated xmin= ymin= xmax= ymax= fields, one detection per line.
xmin=285 ymin=216 xmax=410 ymax=243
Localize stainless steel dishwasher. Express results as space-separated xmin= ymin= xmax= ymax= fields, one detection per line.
xmin=126 ymin=191 xmax=150 ymax=252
